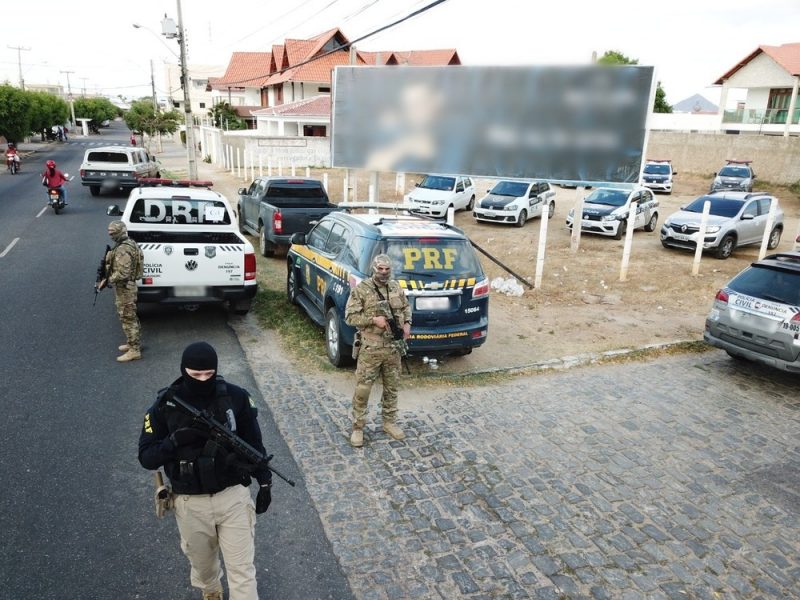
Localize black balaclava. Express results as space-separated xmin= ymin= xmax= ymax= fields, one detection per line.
xmin=180 ymin=341 xmax=218 ymax=399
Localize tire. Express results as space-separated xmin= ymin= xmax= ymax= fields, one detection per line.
xmin=661 ymin=239 xmax=671 ymax=249
xmin=286 ymin=264 xmax=299 ymax=305
xmin=767 ymin=227 xmax=782 ymax=250
xmin=325 ymin=306 xmax=352 ymax=368
xmin=614 ymin=219 xmax=627 ymax=240
xmin=259 ymin=225 xmax=275 ymax=257
xmin=231 ymin=298 xmax=251 ymax=315
xmin=466 ymin=195 xmax=475 ymax=211
xmin=90 ymin=186 xmax=100 ymax=197
xmin=644 ymin=212 xmax=658 ymax=232
xmin=53 ymin=204 xmax=60 ymax=215
xmin=238 ymin=205 xmax=247 ymax=235
xmin=715 ymin=234 xmax=736 ymax=259
xmin=547 ymin=202 xmax=555 ymax=219
xmin=516 ymin=209 xmax=527 ymax=228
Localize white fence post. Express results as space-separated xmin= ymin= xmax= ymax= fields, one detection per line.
xmin=534 ymin=203 xmax=550 ymax=289
xmin=571 ymin=187 xmax=584 ymax=252
xmin=619 ymin=201 xmax=638 ymax=282
xmin=323 ymin=173 xmax=328 ymax=192
xmin=758 ymin=197 xmax=778 ymax=260
xmin=692 ymin=200 xmax=711 ymax=275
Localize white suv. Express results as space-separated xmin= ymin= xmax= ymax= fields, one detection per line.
xmin=404 ymin=175 xmax=475 ymax=218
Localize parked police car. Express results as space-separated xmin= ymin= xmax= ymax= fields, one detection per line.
xmin=286 ymin=205 xmax=490 ymax=367
xmin=565 ymin=186 xmax=659 ymax=240
xmin=639 ymin=159 xmax=676 ymax=194
xmin=473 ymin=180 xmax=555 ymax=227
xmin=107 ymin=179 xmax=257 ymax=314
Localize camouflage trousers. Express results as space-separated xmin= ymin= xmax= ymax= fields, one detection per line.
xmin=114 ymin=282 xmax=140 ymax=352
xmin=351 ymin=343 xmax=402 ymax=428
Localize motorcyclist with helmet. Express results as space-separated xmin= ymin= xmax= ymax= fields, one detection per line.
xmin=41 ymin=159 xmax=69 ymax=205
xmin=5 ymin=143 xmax=20 ymax=173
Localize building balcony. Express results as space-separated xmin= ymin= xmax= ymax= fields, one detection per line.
xmin=722 ymin=107 xmax=800 ymax=125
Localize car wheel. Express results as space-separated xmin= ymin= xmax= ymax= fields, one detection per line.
xmin=767 ymin=227 xmax=782 ymax=250
xmin=325 ymin=306 xmax=352 ymax=368
xmin=547 ymin=202 xmax=555 ymax=219
xmin=661 ymin=239 xmax=671 ymax=249
xmin=715 ymin=234 xmax=736 ymax=259
xmin=286 ymin=264 xmax=299 ymax=305
xmin=466 ymin=195 xmax=475 ymax=211
xmin=238 ymin=205 xmax=247 ymax=235
xmin=644 ymin=212 xmax=658 ymax=232
xmin=614 ymin=219 xmax=627 ymax=240
xmin=516 ymin=209 xmax=527 ymax=228
xmin=259 ymin=225 xmax=275 ymax=257
xmin=90 ymin=186 xmax=100 ymax=197
xmin=231 ymin=298 xmax=251 ymax=315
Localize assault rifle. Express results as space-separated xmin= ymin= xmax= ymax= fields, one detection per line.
xmin=169 ymin=393 xmax=296 ymax=487
xmin=376 ymin=299 xmax=411 ymax=373
xmin=93 ymin=244 xmax=111 ymax=306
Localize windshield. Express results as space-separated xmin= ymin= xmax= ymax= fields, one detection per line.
xmin=419 ymin=176 xmax=456 ymax=191
xmin=129 ymin=197 xmax=232 ymax=225
xmin=644 ymin=164 xmax=671 ymax=175
xmin=729 ymin=265 xmax=800 ymax=306
xmin=718 ymin=166 xmax=750 ymax=178
xmin=585 ymin=189 xmax=629 ymax=207
xmin=489 ymin=181 xmax=530 ymax=197
xmin=374 ymin=238 xmax=484 ymax=279
xmin=684 ymin=196 xmax=743 ymax=218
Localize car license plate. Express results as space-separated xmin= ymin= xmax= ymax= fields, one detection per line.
xmin=416 ymin=296 xmax=449 ymax=310
xmin=672 ymin=233 xmax=690 ymax=241
xmin=174 ymin=286 xmax=206 ymax=297
xmin=483 ymin=210 xmax=496 ymax=216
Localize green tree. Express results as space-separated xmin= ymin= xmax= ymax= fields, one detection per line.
xmin=210 ymin=101 xmax=246 ymax=130
xmin=28 ymin=91 xmax=69 ymax=136
xmin=73 ymin=97 xmax=119 ymax=132
xmin=123 ymin=98 xmax=181 ymax=150
xmin=597 ymin=50 xmax=673 ymax=113
xmin=0 ymin=85 xmax=33 ymax=142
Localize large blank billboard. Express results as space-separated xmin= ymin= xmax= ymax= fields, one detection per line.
xmin=331 ymin=65 xmax=655 ymax=185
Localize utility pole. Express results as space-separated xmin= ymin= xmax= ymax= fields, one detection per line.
xmin=80 ymin=77 xmax=89 ymax=97
xmin=8 ymin=45 xmax=31 ymax=91
xmin=60 ymin=70 xmax=77 ymax=127
xmin=163 ymin=0 xmax=198 ymax=179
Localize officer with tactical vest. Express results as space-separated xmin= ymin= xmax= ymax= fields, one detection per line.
xmin=98 ymin=220 xmax=143 ymax=362
xmin=344 ymin=254 xmax=412 ymax=447
xmin=138 ymin=341 xmax=273 ymax=600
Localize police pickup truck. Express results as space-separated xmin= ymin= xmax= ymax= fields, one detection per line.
xmin=107 ymin=179 xmax=257 ymax=314
xmin=286 ymin=203 xmax=490 ymax=367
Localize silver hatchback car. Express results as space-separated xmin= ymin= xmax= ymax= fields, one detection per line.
xmin=660 ymin=191 xmax=784 ymax=259
xmin=705 ymin=252 xmax=800 ymax=372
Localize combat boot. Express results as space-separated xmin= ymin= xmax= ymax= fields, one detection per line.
xmin=116 ymin=348 xmax=142 ymax=362
xmin=118 ymin=344 xmax=129 ymax=352
xmin=383 ymin=422 xmax=406 ymax=440
xmin=350 ymin=427 xmax=364 ymax=448
xmin=202 ymin=591 xmax=223 ymax=600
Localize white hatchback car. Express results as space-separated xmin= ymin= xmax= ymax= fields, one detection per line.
xmin=473 ymin=180 xmax=556 ymax=227
xmin=404 ymin=175 xmax=475 ymax=218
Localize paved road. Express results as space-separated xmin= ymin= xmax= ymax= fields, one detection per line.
xmin=153 ymin=131 xmax=800 ymax=599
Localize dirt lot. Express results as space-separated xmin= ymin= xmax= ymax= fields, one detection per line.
xmin=288 ymin=168 xmax=800 ymax=375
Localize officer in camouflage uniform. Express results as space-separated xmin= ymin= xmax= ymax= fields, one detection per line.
xmin=101 ymin=221 xmax=143 ymax=362
xmin=344 ymin=254 xmax=411 ymax=447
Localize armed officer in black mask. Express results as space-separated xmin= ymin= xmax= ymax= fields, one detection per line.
xmin=138 ymin=341 xmax=272 ymax=600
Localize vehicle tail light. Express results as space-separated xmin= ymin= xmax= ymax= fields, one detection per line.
xmin=80 ymin=169 xmax=85 ymax=177
xmin=273 ymin=210 xmax=283 ymax=234
xmin=472 ymin=278 xmax=490 ymax=299
xmin=715 ymin=289 xmax=729 ymax=304
xmin=471 ymin=329 xmax=486 ymax=339
xmin=244 ymin=252 xmax=256 ymax=280
xmin=142 ymin=277 xmax=153 ymax=285
xmin=791 ymin=312 xmax=800 ymax=323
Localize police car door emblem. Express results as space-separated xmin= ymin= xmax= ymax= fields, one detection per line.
xmin=427 ymin=281 xmax=444 ymax=290
xmin=185 ymin=260 xmax=198 ymax=271
xmin=205 ymin=246 xmax=216 ymax=259
xmin=164 ymin=245 xmax=173 ymax=256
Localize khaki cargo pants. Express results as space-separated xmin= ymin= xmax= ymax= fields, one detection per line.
xmin=173 ymin=484 xmax=258 ymax=600
xmin=113 ymin=282 xmax=140 ymax=351
xmin=351 ymin=342 xmax=402 ymax=428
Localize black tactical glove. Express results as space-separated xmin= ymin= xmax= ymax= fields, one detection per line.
xmin=169 ymin=427 xmax=208 ymax=447
xmin=255 ymin=484 xmax=272 ymax=514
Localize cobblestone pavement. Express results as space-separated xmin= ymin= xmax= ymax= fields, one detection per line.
xmin=234 ymin=316 xmax=799 ymax=600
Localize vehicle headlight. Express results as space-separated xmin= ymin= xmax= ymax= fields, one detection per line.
xmin=740 ymin=179 xmax=751 ymax=187
xmin=664 ymin=219 xmax=672 ymax=227
xmin=504 ymin=205 xmax=516 ymax=211
xmin=433 ymin=199 xmax=445 ymax=205
xmin=705 ymin=225 xmax=721 ymax=234
xmin=601 ymin=214 xmax=618 ymax=221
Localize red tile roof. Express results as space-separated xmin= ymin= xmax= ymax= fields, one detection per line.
xmin=715 ymin=42 xmax=800 ymax=83
xmin=251 ymin=95 xmax=331 ymax=117
xmin=213 ymin=52 xmax=272 ymax=88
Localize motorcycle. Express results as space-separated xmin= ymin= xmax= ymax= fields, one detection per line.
xmin=6 ymin=154 xmax=20 ymax=174
xmin=46 ymin=174 xmax=71 ymax=215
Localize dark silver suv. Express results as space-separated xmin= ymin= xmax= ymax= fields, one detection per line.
xmin=660 ymin=192 xmax=784 ymax=259
xmin=705 ymin=251 xmax=800 ymax=372
xmin=710 ymin=160 xmax=755 ymax=193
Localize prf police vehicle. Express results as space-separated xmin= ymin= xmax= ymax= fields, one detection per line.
xmin=107 ymin=178 xmax=257 ymax=314
xmin=286 ymin=205 xmax=490 ymax=367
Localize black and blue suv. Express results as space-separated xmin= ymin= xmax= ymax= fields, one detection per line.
xmin=286 ymin=208 xmax=490 ymax=366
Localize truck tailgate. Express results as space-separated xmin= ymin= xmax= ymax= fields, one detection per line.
xmin=279 ymin=206 xmax=340 ymax=235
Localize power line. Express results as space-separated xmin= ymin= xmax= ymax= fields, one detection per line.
xmin=221 ymin=0 xmax=450 ymax=87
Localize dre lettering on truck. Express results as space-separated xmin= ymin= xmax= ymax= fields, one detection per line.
xmin=135 ymin=199 xmax=229 ymax=224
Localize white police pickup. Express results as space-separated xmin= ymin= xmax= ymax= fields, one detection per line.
xmin=107 ymin=179 xmax=257 ymax=314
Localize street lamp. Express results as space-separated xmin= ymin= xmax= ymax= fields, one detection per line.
xmin=160 ymin=0 xmax=198 ymax=180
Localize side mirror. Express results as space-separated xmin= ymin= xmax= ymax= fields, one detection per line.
xmin=673 ymin=170 xmax=678 ymax=175
xmin=290 ymin=232 xmax=306 ymax=245
xmin=752 ymin=174 xmax=757 ymax=179
xmin=238 ymin=187 xmax=247 ymax=195
xmin=414 ymin=182 xmax=420 ymax=187
xmin=712 ymin=172 xmax=717 ymax=176
xmin=741 ymin=214 xmax=754 ymax=221
xmin=106 ymin=205 xmax=122 ymax=216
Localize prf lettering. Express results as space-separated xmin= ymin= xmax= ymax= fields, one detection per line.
xmin=403 ymin=247 xmax=456 ymax=270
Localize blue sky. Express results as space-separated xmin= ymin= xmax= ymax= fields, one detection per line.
xmin=1 ymin=0 xmax=797 ymax=107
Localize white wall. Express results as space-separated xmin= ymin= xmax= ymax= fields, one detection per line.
xmin=727 ymin=53 xmax=796 ymax=89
